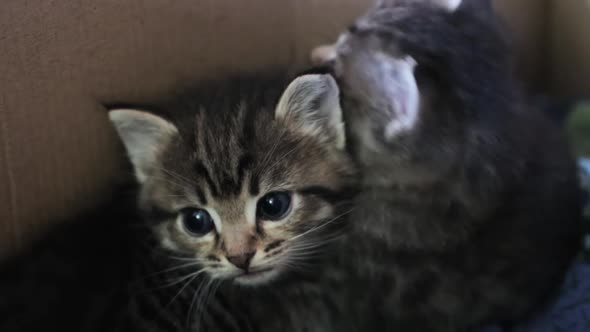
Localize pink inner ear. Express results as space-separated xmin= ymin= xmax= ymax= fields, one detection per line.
xmin=381 ymin=55 xmax=420 ymax=141
xmin=310 ymin=45 xmax=337 ymax=66
xmin=434 ymin=0 xmax=462 ymax=11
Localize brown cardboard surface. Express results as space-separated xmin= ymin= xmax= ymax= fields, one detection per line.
xmin=0 ymin=0 xmax=562 ymax=256
xmin=494 ymin=0 xmax=549 ymax=91
xmin=549 ymin=0 xmax=590 ymax=97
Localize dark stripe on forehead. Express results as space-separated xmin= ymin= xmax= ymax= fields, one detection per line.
xmin=207 ymin=154 xmax=253 ymax=198
xmin=195 ymin=187 xmax=208 ymax=205
xmin=194 ymin=161 xmax=220 ymax=197
xmin=249 ymin=173 xmax=260 ymax=196
xmin=237 ymin=154 xmax=253 ymax=190
xmin=298 ymin=186 xmax=357 ymax=204
xmin=219 ymin=171 xmax=239 ymax=197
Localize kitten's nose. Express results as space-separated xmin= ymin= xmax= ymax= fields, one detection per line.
xmin=227 ymin=251 xmax=255 ymax=270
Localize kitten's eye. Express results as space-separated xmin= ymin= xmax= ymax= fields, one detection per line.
xmin=181 ymin=208 xmax=215 ymax=236
xmin=257 ymin=192 xmax=292 ymax=221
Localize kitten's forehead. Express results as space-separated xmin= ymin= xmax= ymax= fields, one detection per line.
xmin=151 ymin=81 xmax=350 ymax=205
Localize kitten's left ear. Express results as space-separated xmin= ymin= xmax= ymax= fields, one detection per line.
xmin=276 ymin=74 xmax=345 ymax=150
xmin=436 ymin=0 xmax=494 ymax=13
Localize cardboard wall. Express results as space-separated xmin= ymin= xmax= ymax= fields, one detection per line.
xmin=0 ymin=0 xmax=587 ymax=256
xmin=548 ymin=0 xmax=590 ymax=97
xmin=494 ymin=0 xmax=549 ymax=91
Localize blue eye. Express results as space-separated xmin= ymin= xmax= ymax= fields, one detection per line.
xmin=181 ymin=208 xmax=215 ymax=236
xmin=257 ymin=192 xmax=292 ymax=221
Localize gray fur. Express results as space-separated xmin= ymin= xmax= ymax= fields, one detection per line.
xmin=312 ymin=0 xmax=582 ymax=331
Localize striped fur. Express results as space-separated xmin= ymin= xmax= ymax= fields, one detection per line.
xmin=108 ymin=72 xmax=369 ymax=331
xmin=0 ymin=72 xmax=368 ymax=332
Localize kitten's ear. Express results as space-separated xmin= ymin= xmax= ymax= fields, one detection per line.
xmin=109 ymin=109 xmax=178 ymax=183
xmin=377 ymin=0 xmax=462 ymax=11
xmin=431 ymin=0 xmax=463 ymax=11
xmin=310 ymin=44 xmax=338 ymax=67
xmin=375 ymin=54 xmax=421 ymax=140
xmin=276 ymin=74 xmax=345 ymax=150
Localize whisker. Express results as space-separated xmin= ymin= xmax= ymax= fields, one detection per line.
xmin=285 ymin=247 xmax=327 ymax=258
xmin=259 ymin=233 xmax=345 ymax=269
xmin=280 ymin=259 xmax=311 ymax=271
xmin=165 ymin=269 xmax=208 ymax=308
xmin=287 ymin=238 xmax=343 ymax=253
xmin=186 ymin=275 xmax=209 ymax=328
xmin=159 ymin=167 xmax=195 ymax=186
xmin=262 ymin=233 xmax=341 ymax=259
xmin=258 ymin=128 xmax=288 ymax=172
xmin=193 ymin=277 xmax=217 ymax=328
xmin=167 ymin=255 xmax=203 ymax=262
xmin=142 ymin=261 xmax=203 ymax=279
xmin=144 ymin=268 xmax=207 ymax=292
xmin=287 ymin=209 xmax=355 ymax=243
xmin=264 ymin=144 xmax=301 ymax=174
xmin=289 ymin=233 xmax=345 ymax=247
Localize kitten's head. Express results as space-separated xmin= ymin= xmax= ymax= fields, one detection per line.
xmin=311 ymin=0 xmax=511 ymax=185
xmin=109 ymin=73 xmax=356 ymax=286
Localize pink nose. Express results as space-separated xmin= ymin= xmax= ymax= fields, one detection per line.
xmin=227 ymin=252 xmax=255 ymax=270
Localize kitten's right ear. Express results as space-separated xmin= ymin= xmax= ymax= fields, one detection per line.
xmin=276 ymin=74 xmax=345 ymax=150
xmin=372 ymin=54 xmax=421 ymax=140
xmin=432 ymin=0 xmax=462 ymax=11
xmin=377 ymin=0 xmax=462 ymax=11
xmin=109 ymin=109 xmax=178 ymax=183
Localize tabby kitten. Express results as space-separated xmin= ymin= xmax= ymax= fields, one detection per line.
xmin=311 ymin=0 xmax=583 ymax=331
xmin=0 ymin=73 xmax=359 ymax=332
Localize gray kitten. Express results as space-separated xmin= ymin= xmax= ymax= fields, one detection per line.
xmin=312 ymin=0 xmax=582 ymax=330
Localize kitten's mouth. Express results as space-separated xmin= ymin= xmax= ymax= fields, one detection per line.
xmin=233 ymin=267 xmax=277 ymax=285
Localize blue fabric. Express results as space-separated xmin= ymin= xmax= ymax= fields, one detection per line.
xmin=484 ymin=263 xmax=590 ymax=332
